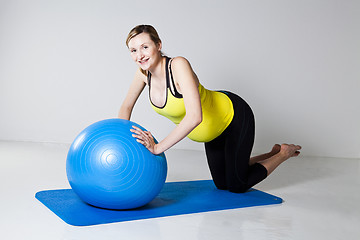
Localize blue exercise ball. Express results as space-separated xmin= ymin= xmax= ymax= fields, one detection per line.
xmin=66 ymin=118 xmax=167 ymax=210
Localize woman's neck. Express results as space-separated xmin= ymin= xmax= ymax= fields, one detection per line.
xmin=149 ymin=56 xmax=166 ymax=80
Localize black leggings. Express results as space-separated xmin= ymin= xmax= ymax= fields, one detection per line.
xmin=204 ymin=91 xmax=268 ymax=193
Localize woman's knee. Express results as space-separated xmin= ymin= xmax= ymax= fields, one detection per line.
xmin=228 ymin=182 xmax=249 ymax=193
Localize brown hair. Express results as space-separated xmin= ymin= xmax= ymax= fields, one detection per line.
xmin=126 ymin=25 xmax=164 ymax=75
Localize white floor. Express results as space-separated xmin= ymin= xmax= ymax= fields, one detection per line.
xmin=0 ymin=141 xmax=359 ymax=240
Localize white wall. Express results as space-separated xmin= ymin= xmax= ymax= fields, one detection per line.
xmin=1 ymin=0 xmax=359 ymax=158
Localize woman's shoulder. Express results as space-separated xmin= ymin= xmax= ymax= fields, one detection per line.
xmin=169 ymin=56 xmax=199 ymax=86
xmin=170 ymin=56 xmax=193 ymax=70
xmin=134 ymin=67 xmax=148 ymax=84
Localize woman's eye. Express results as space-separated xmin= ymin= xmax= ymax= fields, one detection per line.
xmin=130 ymin=49 xmax=136 ymax=53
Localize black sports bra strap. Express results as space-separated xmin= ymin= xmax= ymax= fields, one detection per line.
xmin=164 ymin=57 xmax=170 ymax=89
xmin=167 ymin=57 xmax=183 ymax=98
xmin=147 ymin=71 xmax=151 ymax=85
xmin=148 ymin=57 xmax=183 ymax=99
xmin=147 ymin=57 xmax=170 ymax=88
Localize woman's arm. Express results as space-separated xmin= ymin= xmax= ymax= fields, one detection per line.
xmin=131 ymin=57 xmax=202 ymax=154
xmin=118 ymin=68 xmax=146 ymax=120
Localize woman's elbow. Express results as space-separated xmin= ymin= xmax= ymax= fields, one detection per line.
xmin=192 ymin=112 xmax=203 ymax=127
xmin=118 ymin=105 xmax=132 ymax=120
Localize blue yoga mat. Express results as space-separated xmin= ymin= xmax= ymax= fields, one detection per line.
xmin=35 ymin=180 xmax=282 ymax=226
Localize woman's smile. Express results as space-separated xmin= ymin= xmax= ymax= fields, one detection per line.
xmin=138 ymin=58 xmax=149 ymax=64
xmin=128 ymin=32 xmax=162 ymax=71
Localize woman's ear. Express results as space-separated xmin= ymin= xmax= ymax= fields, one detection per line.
xmin=157 ymin=42 xmax=162 ymax=52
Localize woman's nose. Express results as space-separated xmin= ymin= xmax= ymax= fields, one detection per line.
xmin=137 ymin=50 xmax=144 ymax=59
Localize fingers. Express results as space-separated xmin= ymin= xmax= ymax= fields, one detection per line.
xmin=131 ymin=126 xmax=157 ymax=154
xmin=131 ymin=126 xmax=147 ymax=141
xmin=130 ymin=126 xmax=154 ymax=147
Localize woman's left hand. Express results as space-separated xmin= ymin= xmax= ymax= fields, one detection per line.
xmin=130 ymin=126 xmax=158 ymax=155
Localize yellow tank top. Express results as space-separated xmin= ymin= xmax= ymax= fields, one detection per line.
xmin=148 ymin=58 xmax=234 ymax=142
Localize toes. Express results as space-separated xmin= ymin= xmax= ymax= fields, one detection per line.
xmin=280 ymin=143 xmax=301 ymax=157
xmin=293 ymin=151 xmax=301 ymax=157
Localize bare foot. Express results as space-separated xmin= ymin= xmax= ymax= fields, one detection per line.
xmin=270 ymin=144 xmax=281 ymax=155
xmin=259 ymin=143 xmax=302 ymax=175
xmin=279 ymin=144 xmax=302 ymax=159
xmin=249 ymin=144 xmax=282 ymax=165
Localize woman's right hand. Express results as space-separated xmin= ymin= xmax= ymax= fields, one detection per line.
xmin=130 ymin=126 xmax=159 ymax=155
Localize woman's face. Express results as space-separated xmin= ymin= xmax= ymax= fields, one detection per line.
xmin=128 ymin=33 xmax=162 ymax=71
